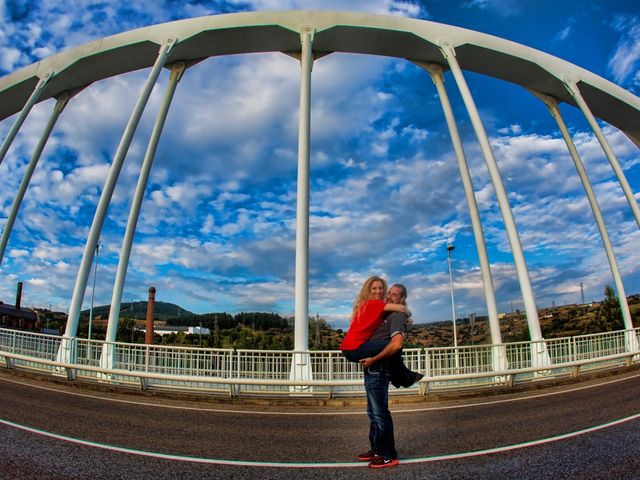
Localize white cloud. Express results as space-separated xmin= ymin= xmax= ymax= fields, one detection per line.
xmin=239 ymin=0 xmax=425 ymax=17
xmin=200 ymin=213 xmax=215 ymax=235
xmin=462 ymin=0 xmax=523 ymax=17
xmin=1 ymin=1 xmax=639 ymax=324
xmin=608 ymin=15 xmax=640 ymax=86
xmin=0 ymin=47 xmax=21 ymax=71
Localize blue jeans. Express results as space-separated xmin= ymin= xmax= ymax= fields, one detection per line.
xmin=364 ymin=364 xmax=397 ymax=460
xmin=343 ymin=340 xmax=415 ymax=389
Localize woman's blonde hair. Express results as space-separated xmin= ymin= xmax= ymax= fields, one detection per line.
xmin=351 ymin=276 xmax=388 ymax=323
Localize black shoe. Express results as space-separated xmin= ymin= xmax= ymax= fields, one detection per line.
xmin=389 ymin=372 xmax=401 ymax=388
xmin=390 ymin=369 xmax=421 ymax=388
xmin=399 ymin=370 xmax=423 ymax=388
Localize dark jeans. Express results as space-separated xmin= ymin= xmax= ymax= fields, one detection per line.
xmin=342 ymin=340 xmax=416 ymax=388
xmin=365 ymin=364 xmax=397 ymax=460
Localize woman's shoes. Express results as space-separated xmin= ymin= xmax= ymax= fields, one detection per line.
xmin=390 ymin=368 xmax=423 ymax=388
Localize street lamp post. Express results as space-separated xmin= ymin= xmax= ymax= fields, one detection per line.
xmin=446 ymin=243 xmax=460 ymax=370
xmin=88 ymin=243 xmax=99 ymax=342
xmin=87 ymin=243 xmax=99 ymax=361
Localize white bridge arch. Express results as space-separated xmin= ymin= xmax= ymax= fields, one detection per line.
xmin=0 ymin=10 xmax=639 ymax=382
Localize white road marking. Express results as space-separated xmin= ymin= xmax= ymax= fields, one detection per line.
xmin=0 ymin=370 xmax=638 ymax=416
xmin=1 ymin=412 xmax=638 ymax=468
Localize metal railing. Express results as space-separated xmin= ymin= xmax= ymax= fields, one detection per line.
xmin=0 ymin=327 xmax=638 ymax=398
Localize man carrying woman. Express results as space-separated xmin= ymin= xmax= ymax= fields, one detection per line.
xmin=340 ymin=276 xmax=423 ymax=468
xmin=341 ymin=276 xmax=422 ymax=387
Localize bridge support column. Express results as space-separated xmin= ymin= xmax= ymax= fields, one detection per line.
xmin=0 ymin=93 xmax=71 ymax=265
xmin=564 ymin=79 xmax=640 ymax=231
xmin=419 ymin=62 xmax=507 ymax=372
xmin=290 ymin=27 xmax=314 ymax=390
xmin=0 ymin=73 xmax=52 ymax=168
xmin=57 ymin=336 xmax=77 ymax=380
xmin=100 ymin=61 xmax=185 ymax=370
xmin=58 ymin=38 xmax=176 ymax=366
xmin=534 ymin=91 xmax=638 ymax=353
xmin=439 ymin=41 xmax=550 ymax=368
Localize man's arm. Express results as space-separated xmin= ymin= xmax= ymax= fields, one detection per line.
xmin=359 ymin=333 xmax=404 ymax=368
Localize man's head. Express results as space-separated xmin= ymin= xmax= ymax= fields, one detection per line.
xmin=386 ymin=283 xmax=407 ymax=305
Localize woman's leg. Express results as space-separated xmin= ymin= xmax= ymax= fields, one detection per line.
xmin=342 ymin=339 xmax=389 ymax=363
xmin=343 ymin=340 xmax=423 ymax=388
xmin=387 ymin=351 xmax=423 ymax=388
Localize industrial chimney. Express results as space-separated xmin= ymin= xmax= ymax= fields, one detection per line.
xmin=145 ymin=287 xmax=156 ymax=344
xmin=15 ymin=281 xmax=23 ymax=310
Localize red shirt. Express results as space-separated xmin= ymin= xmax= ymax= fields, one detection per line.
xmin=340 ymin=299 xmax=386 ymax=350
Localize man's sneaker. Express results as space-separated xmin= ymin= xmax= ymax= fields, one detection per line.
xmin=369 ymin=457 xmax=399 ymax=468
xmin=357 ymin=450 xmax=381 ymax=462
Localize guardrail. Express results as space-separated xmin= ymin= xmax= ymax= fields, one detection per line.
xmin=0 ymin=327 xmax=638 ymax=398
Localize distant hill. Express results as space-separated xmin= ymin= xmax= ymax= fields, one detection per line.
xmin=81 ymin=301 xmax=194 ymax=321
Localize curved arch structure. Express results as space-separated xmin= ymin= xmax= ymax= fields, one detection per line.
xmin=0 ymin=11 xmax=639 ymax=377
xmin=1 ymin=10 xmax=639 ymax=140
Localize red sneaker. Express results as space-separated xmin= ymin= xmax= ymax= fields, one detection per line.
xmin=369 ymin=457 xmax=399 ymax=468
xmin=357 ymin=450 xmax=381 ymax=462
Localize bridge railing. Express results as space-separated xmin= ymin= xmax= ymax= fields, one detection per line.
xmin=0 ymin=327 xmax=638 ymax=397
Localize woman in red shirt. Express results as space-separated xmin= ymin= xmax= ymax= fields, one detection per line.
xmin=340 ymin=276 xmax=408 ymax=352
xmin=341 ymin=276 xmax=420 ymax=388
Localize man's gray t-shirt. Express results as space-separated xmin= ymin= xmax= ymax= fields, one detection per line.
xmin=369 ymin=312 xmax=407 ymax=342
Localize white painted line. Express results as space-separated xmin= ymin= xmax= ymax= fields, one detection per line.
xmin=394 ymin=370 xmax=640 ymax=413
xmin=401 ymin=411 xmax=640 ymax=464
xmin=1 ymin=412 xmax=639 ymax=468
xmin=1 ymin=370 xmax=639 ymax=416
xmin=0 ymin=418 xmax=362 ymax=468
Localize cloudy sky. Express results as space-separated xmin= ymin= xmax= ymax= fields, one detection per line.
xmin=0 ymin=0 xmax=639 ymax=329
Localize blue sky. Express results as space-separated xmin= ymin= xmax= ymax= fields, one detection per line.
xmin=0 ymin=0 xmax=639 ymax=329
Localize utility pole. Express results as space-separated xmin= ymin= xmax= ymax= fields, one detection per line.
xmin=214 ymin=314 xmax=219 ymax=347
xmin=446 ymin=243 xmax=459 ymax=370
xmin=580 ymin=282 xmax=585 ymax=305
xmin=88 ymin=243 xmax=99 ymax=342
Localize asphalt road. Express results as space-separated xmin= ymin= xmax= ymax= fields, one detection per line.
xmin=0 ymin=368 xmax=639 ymax=479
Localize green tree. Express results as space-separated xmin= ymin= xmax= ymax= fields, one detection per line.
xmin=117 ymin=318 xmax=135 ymax=342
xmin=594 ymin=285 xmax=624 ymax=332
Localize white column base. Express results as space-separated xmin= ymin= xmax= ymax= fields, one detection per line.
xmin=54 ymin=336 xmax=76 ymax=379
xmin=289 ymin=351 xmax=313 ymax=395
xmin=492 ymin=344 xmax=508 ymax=371
xmin=492 ymin=344 xmax=509 ymax=383
xmin=625 ymin=330 xmax=639 ymax=353
xmin=531 ymin=340 xmax=552 ymax=376
xmin=98 ymin=342 xmax=116 ymax=380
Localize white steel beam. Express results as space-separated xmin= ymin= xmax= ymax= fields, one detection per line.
xmin=0 ymin=73 xmax=52 ymax=168
xmin=535 ymin=91 xmax=638 ymax=353
xmin=100 ymin=62 xmax=186 ymax=371
xmin=0 ymin=93 xmax=70 ymax=265
xmin=564 ymin=79 xmax=640 ymax=230
xmin=439 ymin=42 xmax=550 ymax=368
xmin=294 ymin=28 xmax=313 ymax=353
xmin=420 ymin=62 xmax=507 ymax=371
xmin=60 ymin=39 xmax=176 ymax=360
xmin=291 ymin=27 xmax=314 ymax=388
